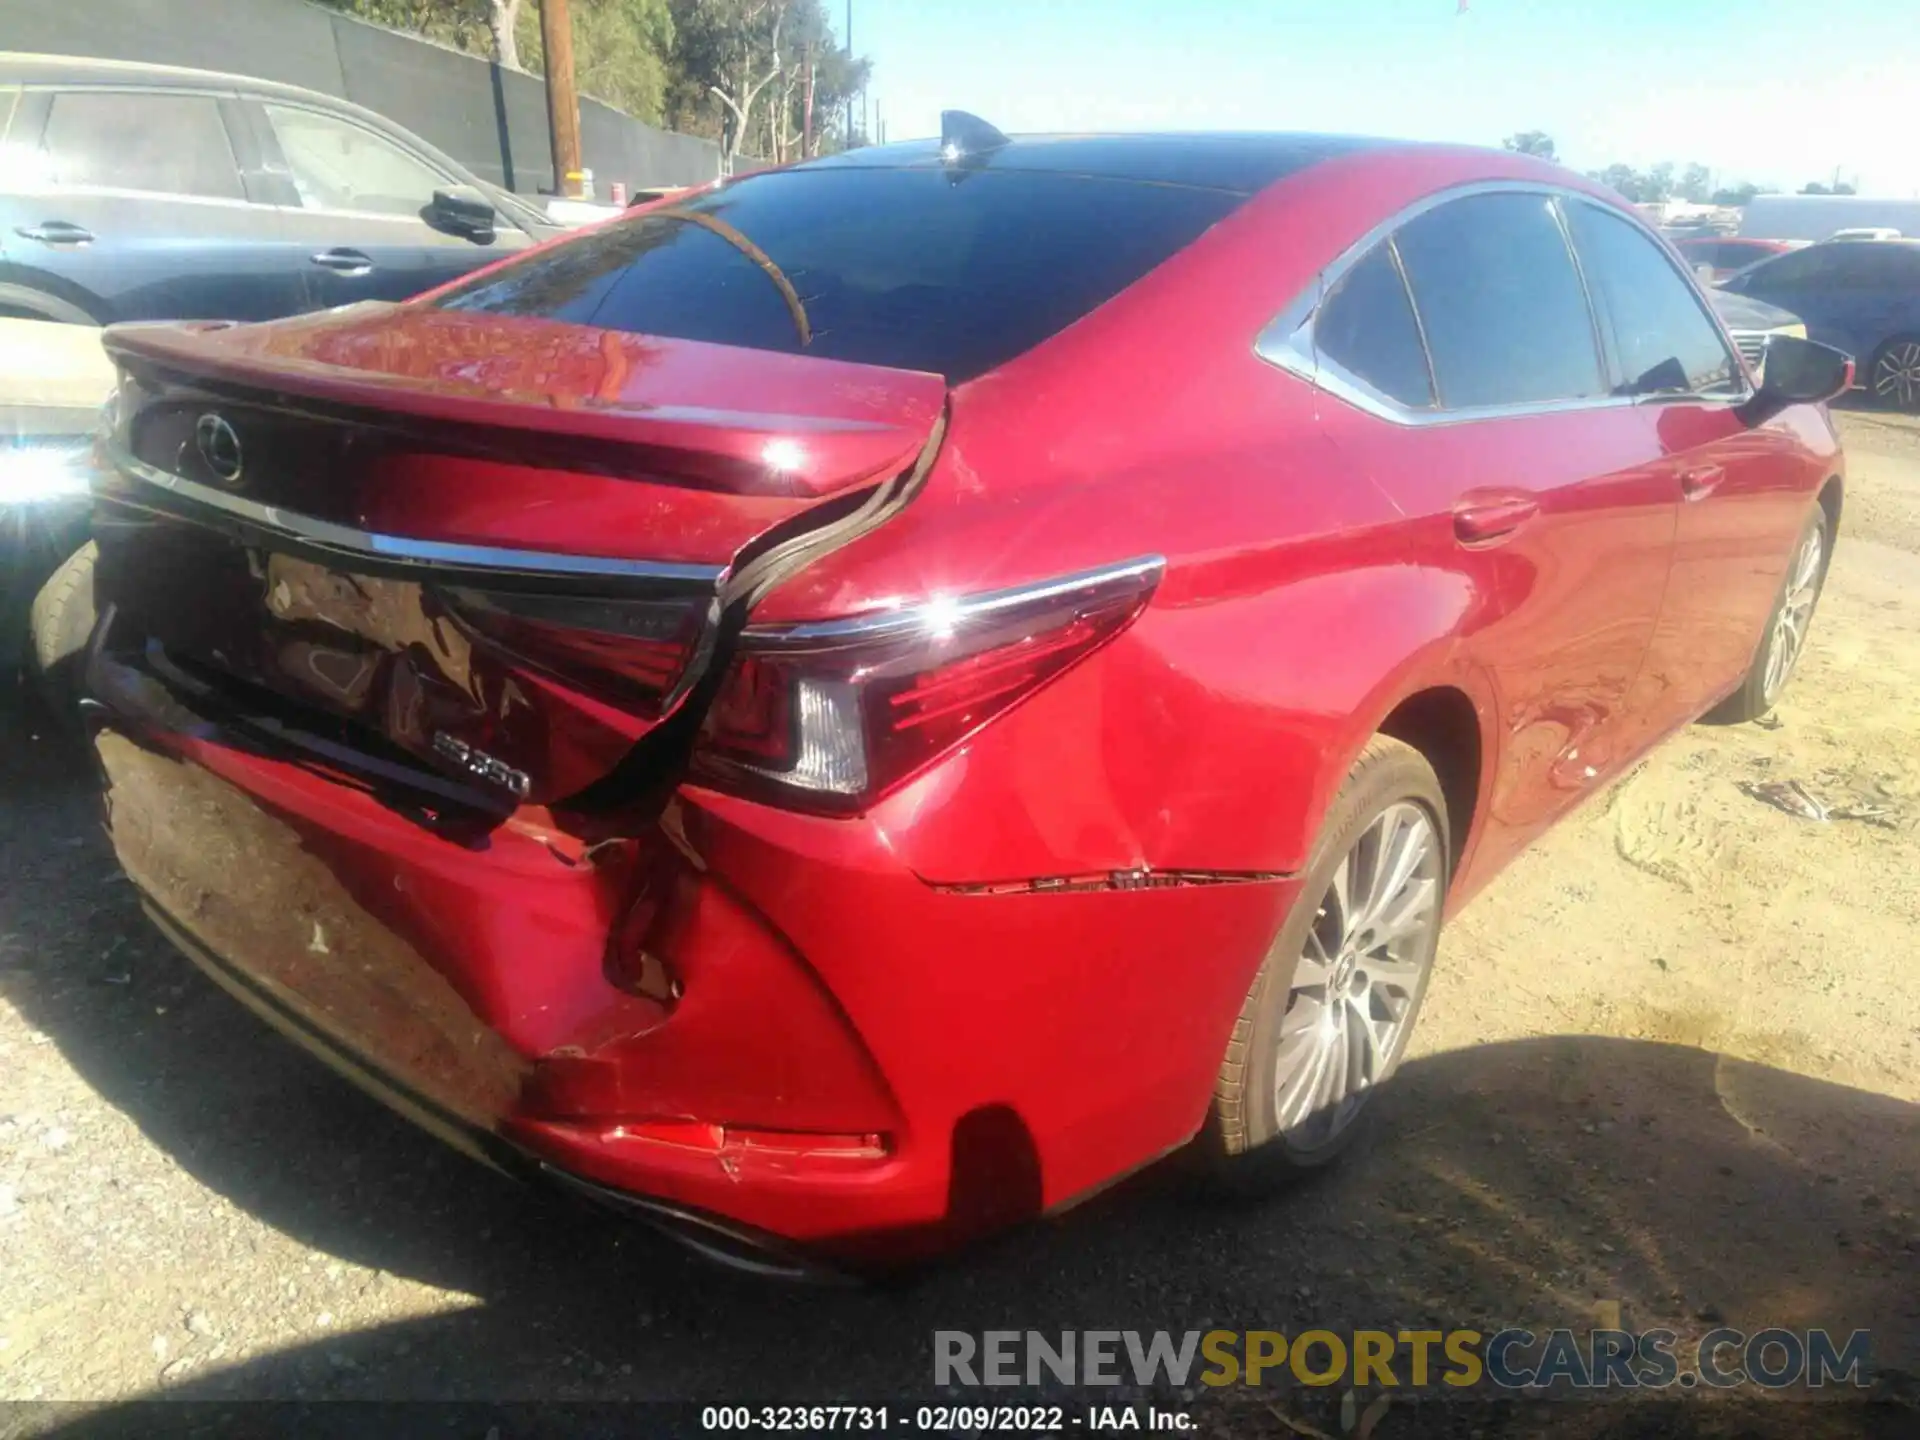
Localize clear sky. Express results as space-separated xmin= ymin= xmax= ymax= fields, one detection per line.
xmin=840 ymin=0 xmax=1920 ymax=197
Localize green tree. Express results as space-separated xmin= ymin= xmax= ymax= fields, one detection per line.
xmin=1592 ymin=163 xmax=1647 ymax=202
xmin=319 ymin=0 xmax=676 ymax=123
xmin=1501 ymin=130 xmax=1556 ymax=161
xmin=1711 ymin=182 xmax=1764 ymax=206
xmin=1677 ymin=163 xmax=1712 ymax=204
xmin=666 ymin=0 xmax=869 ymax=160
xmin=518 ymin=0 xmax=676 ymax=123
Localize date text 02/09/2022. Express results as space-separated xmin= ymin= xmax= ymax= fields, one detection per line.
xmin=698 ymin=1405 xmax=1194 ymax=1432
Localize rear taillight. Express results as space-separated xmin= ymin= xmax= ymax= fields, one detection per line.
xmin=439 ymin=587 xmax=717 ymax=717
xmin=693 ymin=557 xmax=1164 ymax=812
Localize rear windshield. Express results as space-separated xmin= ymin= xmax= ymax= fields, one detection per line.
xmin=434 ymin=166 xmax=1245 ymax=382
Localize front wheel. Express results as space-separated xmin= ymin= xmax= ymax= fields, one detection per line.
xmin=1869 ymin=335 xmax=1920 ymax=412
xmin=1704 ymin=508 xmax=1829 ymax=724
xmin=1199 ymin=735 xmax=1449 ymax=1189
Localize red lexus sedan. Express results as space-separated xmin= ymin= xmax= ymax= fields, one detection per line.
xmin=62 ymin=123 xmax=1852 ymax=1274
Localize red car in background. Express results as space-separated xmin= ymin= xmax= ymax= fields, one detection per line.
xmin=1672 ymin=233 xmax=1799 ymax=282
xmin=61 ymin=122 xmax=1853 ymax=1273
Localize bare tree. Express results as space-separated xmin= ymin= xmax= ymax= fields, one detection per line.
xmin=488 ymin=0 xmax=523 ymax=68
xmin=707 ymin=0 xmax=785 ymax=162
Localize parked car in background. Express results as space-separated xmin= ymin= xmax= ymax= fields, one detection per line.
xmin=1707 ymin=288 xmax=1806 ymax=380
xmin=59 ymin=131 xmax=1852 ymax=1271
xmin=1718 ymin=237 xmax=1920 ymax=410
xmin=1 ymin=317 xmax=106 ymax=685
xmin=1673 ymin=234 xmax=1796 ymax=283
xmin=0 ymin=53 xmax=557 ymax=326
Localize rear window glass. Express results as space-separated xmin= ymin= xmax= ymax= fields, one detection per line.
xmin=435 ymin=167 xmax=1245 ymax=382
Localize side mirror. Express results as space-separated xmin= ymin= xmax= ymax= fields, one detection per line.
xmin=1738 ymin=335 xmax=1854 ymax=425
xmin=426 ymin=186 xmax=497 ymax=243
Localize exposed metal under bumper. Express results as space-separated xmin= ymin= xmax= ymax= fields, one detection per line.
xmin=537 ymin=1167 xmax=857 ymax=1285
xmin=137 ymin=892 xmax=853 ymax=1284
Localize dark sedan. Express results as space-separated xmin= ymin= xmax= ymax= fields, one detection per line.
xmin=0 ymin=52 xmax=553 ymax=326
xmin=1718 ymin=238 xmax=1920 ymax=410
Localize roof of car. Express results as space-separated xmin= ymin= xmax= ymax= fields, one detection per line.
xmin=795 ymin=132 xmax=1393 ymax=195
xmin=0 ymin=52 xmax=354 ymax=109
xmin=0 ymin=51 xmax=497 ymax=196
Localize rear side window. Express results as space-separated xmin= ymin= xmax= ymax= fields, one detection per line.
xmin=1393 ymin=192 xmax=1605 ymax=409
xmin=42 ymin=91 xmax=242 ymax=201
xmin=1735 ymin=245 xmax=1845 ymax=293
xmin=1565 ymin=202 xmax=1739 ymax=396
xmin=436 ymin=167 xmax=1244 ymax=382
xmin=1834 ymin=243 xmax=1920 ymax=287
xmin=1314 ymin=242 xmax=1434 ymax=408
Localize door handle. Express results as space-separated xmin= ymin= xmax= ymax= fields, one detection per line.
xmin=310 ymin=248 xmax=374 ymax=276
xmin=16 ymin=221 xmax=94 ymax=245
xmin=1452 ymin=493 xmax=1540 ymax=546
xmin=1681 ymin=465 xmax=1726 ymax=501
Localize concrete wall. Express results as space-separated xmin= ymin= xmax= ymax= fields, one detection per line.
xmin=0 ymin=0 xmax=729 ymax=193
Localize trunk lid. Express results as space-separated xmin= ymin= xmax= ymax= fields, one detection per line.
xmin=93 ymin=306 xmax=945 ymax=810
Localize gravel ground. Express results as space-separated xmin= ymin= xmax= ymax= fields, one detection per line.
xmin=1 ymin=411 xmax=1917 ymax=1438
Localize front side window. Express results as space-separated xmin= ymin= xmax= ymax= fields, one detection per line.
xmin=435 ymin=166 xmax=1244 ymax=383
xmin=1392 ymin=192 xmax=1605 ymax=409
xmin=1313 ymin=241 xmax=1434 ymax=408
xmin=42 ymin=91 xmax=242 ymax=200
xmin=261 ymin=103 xmax=447 ymax=217
xmin=1566 ymin=202 xmax=1739 ymax=396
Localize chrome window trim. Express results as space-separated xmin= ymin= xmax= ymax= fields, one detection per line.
xmin=1547 ymin=193 xmax=1617 ymax=389
xmin=1255 ymin=178 xmax=1755 ymax=426
xmin=741 ymin=555 xmax=1167 ymax=650
xmin=5 ymin=182 xmax=267 ymax=211
xmin=1381 ymin=236 xmax=1440 ymax=408
xmin=101 ymin=440 xmax=725 ymax=590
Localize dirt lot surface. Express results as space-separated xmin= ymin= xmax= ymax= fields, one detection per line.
xmin=2 ymin=413 xmax=1917 ymax=1437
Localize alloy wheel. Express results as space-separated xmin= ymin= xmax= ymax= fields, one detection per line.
xmin=1873 ymin=341 xmax=1920 ymax=411
xmin=1272 ymin=801 xmax=1442 ymax=1149
xmin=1762 ymin=525 xmax=1824 ymax=704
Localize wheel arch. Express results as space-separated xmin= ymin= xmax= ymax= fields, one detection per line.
xmin=0 ymin=279 xmax=104 ymax=326
xmin=1817 ymin=473 xmax=1844 ymax=538
xmin=1374 ymin=684 xmax=1486 ymax=882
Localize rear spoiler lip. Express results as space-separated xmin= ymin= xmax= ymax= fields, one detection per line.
xmin=101 ymin=320 xmax=948 ymax=501
xmin=96 ymin=438 xmax=725 ymax=598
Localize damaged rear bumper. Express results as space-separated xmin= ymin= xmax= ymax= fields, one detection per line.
xmin=88 ymin=639 xmax=1299 ymax=1266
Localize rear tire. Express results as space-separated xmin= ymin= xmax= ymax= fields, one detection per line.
xmin=1198 ymin=735 xmax=1449 ymax=1192
xmin=27 ymin=541 xmax=98 ymax=723
xmin=1868 ymin=335 xmax=1920 ymax=412
xmin=1703 ymin=507 xmax=1828 ymax=724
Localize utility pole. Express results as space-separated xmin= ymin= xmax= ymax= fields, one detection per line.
xmin=540 ymin=0 xmax=584 ymax=197
xmin=845 ymin=0 xmax=855 ymax=144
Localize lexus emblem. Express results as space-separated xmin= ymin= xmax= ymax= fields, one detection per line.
xmin=194 ymin=413 xmax=244 ymax=487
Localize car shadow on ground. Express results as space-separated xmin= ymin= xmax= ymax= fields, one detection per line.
xmin=2 ymin=690 xmax=1916 ymax=1438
